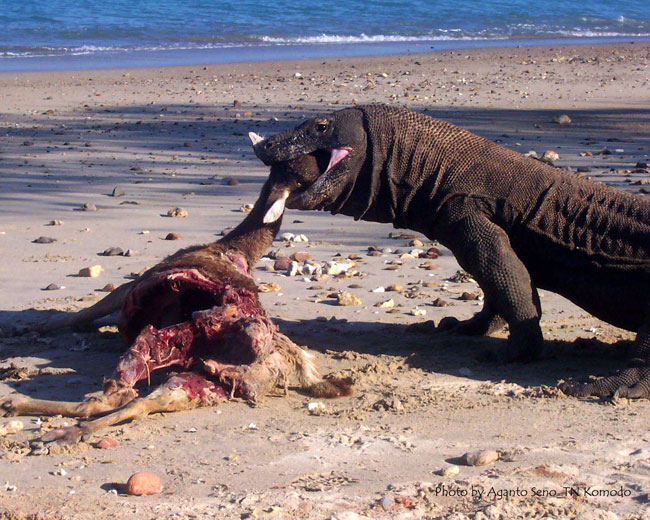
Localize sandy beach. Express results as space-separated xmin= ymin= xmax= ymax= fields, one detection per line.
xmin=1 ymin=41 xmax=650 ymax=519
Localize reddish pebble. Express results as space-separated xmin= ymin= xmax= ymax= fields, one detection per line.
xmin=290 ymin=251 xmax=312 ymax=262
xmin=125 ymin=472 xmax=162 ymax=496
xmin=274 ymin=257 xmax=291 ymax=271
xmin=165 ymin=232 xmax=182 ymax=240
xmin=97 ymin=437 xmax=118 ymax=449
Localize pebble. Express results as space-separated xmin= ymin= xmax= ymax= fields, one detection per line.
xmin=439 ymin=465 xmax=460 ymax=477
xmin=553 ymin=114 xmax=572 ymax=124
xmin=461 ymin=449 xmax=499 ymax=466
xmin=258 ymin=282 xmax=281 ymax=293
xmin=32 ymin=236 xmax=56 ymax=244
xmin=124 ymin=249 xmax=139 ymax=257
xmin=125 ymin=472 xmax=163 ymax=496
xmin=47 ymin=220 xmax=64 ymax=226
xmin=432 ymin=298 xmax=448 ymax=307
xmin=111 ymin=186 xmax=125 ymax=197
xmin=290 ymin=251 xmax=312 ymax=263
xmin=225 ymin=177 xmax=239 ymax=186
xmin=43 ymin=283 xmax=61 ymax=291
xmin=380 ymin=496 xmax=395 ymax=510
xmin=165 ymin=233 xmax=182 ymax=240
xmin=337 ymin=291 xmax=362 ymax=306
xmin=411 ymin=308 xmax=427 ymax=317
xmin=307 ymin=402 xmax=327 ymax=415
xmin=167 ymin=207 xmax=188 ymax=218
xmin=0 ymin=420 xmax=23 ymax=437
xmin=409 ymin=239 xmax=424 ymax=247
xmin=541 ymin=150 xmax=560 ymax=163
xmin=424 ymin=247 xmax=440 ymax=259
xmin=239 ymin=203 xmax=254 ymax=213
xmin=459 ymin=292 xmax=479 ymax=301
xmin=96 ymin=437 xmax=118 ymax=449
xmin=274 ymin=257 xmax=291 ymax=271
xmin=375 ymin=299 xmax=395 ymax=309
xmin=102 ymin=247 xmax=124 ymax=256
xmin=99 ymin=283 xmax=117 ymax=292
xmin=80 ymin=202 xmax=97 ymax=211
xmin=79 ymin=265 xmax=102 ymax=278
xmin=386 ymin=284 xmax=404 ymax=292
xmin=371 ymin=287 xmax=385 ymax=293
xmin=323 ymin=261 xmax=350 ymax=276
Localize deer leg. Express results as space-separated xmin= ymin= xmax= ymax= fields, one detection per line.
xmin=0 ymin=387 xmax=136 ymax=419
xmin=40 ymin=372 xmax=227 ymax=444
xmin=33 ymin=281 xmax=134 ymax=334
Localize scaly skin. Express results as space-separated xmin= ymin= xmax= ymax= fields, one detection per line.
xmin=253 ymin=104 xmax=650 ymax=399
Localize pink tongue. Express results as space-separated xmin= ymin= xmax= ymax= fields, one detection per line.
xmin=325 ymin=148 xmax=349 ymax=173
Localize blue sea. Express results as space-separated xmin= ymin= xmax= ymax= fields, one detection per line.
xmin=1 ymin=0 xmax=649 ymax=71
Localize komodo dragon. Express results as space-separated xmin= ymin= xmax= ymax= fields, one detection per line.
xmin=249 ymin=104 xmax=650 ymax=399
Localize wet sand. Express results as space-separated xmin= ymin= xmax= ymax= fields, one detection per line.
xmin=1 ymin=42 xmax=650 ymax=519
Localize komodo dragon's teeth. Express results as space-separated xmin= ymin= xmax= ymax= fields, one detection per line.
xmin=248 ymin=132 xmax=264 ymax=146
xmin=325 ymin=148 xmax=350 ymax=173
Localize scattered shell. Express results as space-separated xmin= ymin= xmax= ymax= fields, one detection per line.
xmin=541 ymin=150 xmax=560 ymax=163
xmin=461 ymin=449 xmax=499 ymax=466
xmin=102 ymin=247 xmax=123 ymax=256
xmin=167 ymin=207 xmax=188 ymax=218
xmin=80 ymin=202 xmax=97 ymax=211
xmin=439 ymin=465 xmax=460 ymax=477
xmin=411 ymin=308 xmax=427 ymax=317
xmin=32 ymin=236 xmax=56 ymax=244
xmin=43 ymin=283 xmax=62 ymax=291
xmin=375 ymin=299 xmax=395 ymax=309
xmin=371 ymin=287 xmax=385 ymax=293
xmin=307 ymin=402 xmax=327 ymax=415
xmin=258 ymin=282 xmax=281 ymax=293
xmin=337 ymin=291 xmax=362 ymax=306
xmin=47 ymin=220 xmax=64 ymax=226
xmin=165 ymin=233 xmax=182 ymax=240
xmin=79 ymin=265 xmax=102 ymax=278
xmin=524 ymin=150 xmax=539 ymax=158
xmin=553 ymin=114 xmax=571 ymax=124
xmin=0 ymin=420 xmax=23 ymax=437
xmin=125 ymin=472 xmax=163 ymax=496
xmin=239 ymin=203 xmax=254 ymax=213
xmin=124 ymin=249 xmax=139 ymax=257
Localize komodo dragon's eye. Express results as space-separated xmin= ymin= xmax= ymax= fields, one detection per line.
xmin=315 ymin=122 xmax=329 ymax=133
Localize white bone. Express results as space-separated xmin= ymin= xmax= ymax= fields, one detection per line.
xmin=263 ymin=190 xmax=289 ymax=224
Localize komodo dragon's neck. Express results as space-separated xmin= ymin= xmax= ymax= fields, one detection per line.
xmin=328 ymin=105 xmax=491 ymax=232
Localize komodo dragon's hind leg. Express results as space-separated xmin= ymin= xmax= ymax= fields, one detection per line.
xmin=561 ymin=304 xmax=650 ymax=399
xmin=33 ymin=281 xmax=134 ymax=334
xmin=437 ymin=302 xmax=507 ymax=336
xmin=38 ymin=372 xmax=227 ymax=444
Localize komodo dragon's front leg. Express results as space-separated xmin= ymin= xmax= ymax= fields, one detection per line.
xmin=561 ymin=304 xmax=650 ymax=399
xmin=434 ymin=205 xmax=544 ymax=362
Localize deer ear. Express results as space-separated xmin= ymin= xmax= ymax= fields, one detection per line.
xmin=248 ymin=132 xmax=264 ymax=146
xmin=263 ymin=189 xmax=288 ymax=224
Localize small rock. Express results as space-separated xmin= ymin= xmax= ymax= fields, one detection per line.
xmin=96 ymin=437 xmax=118 ymax=449
xmin=411 ymin=308 xmax=426 ymax=317
xmin=371 ymin=287 xmax=385 ymax=293
xmin=102 ymin=247 xmax=124 ymax=256
xmin=239 ymin=203 xmax=254 ymax=213
xmin=337 ymin=292 xmax=362 ymax=306
xmin=79 ymin=265 xmax=102 ymax=278
xmin=43 ymin=283 xmax=61 ymax=291
xmin=307 ymin=402 xmax=327 ymax=415
xmin=0 ymin=420 xmax=23 ymax=437
xmin=380 ymin=496 xmax=395 ymax=510
xmin=386 ymin=284 xmax=404 ymax=292
xmin=323 ymin=261 xmax=350 ymax=276
xmin=233 ymin=100 xmax=242 ymax=107
xmin=225 ymin=177 xmax=239 ymax=186
xmin=258 ymin=282 xmax=281 ymax=293
xmin=165 ymin=233 xmax=182 ymax=240
xmin=167 ymin=207 xmax=188 ymax=218
xmin=432 ymin=298 xmax=448 ymax=307
xmin=439 ymin=465 xmax=460 ymax=477
xmin=290 ymin=252 xmax=312 ymax=263
xmin=124 ymin=249 xmax=139 ymax=257
xmin=274 ymin=257 xmax=291 ymax=271
xmin=111 ymin=186 xmax=125 ymax=197
xmin=459 ymin=292 xmax=479 ymax=301
xmin=32 ymin=236 xmax=56 ymax=244
xmin=99 ymin=283 xmax=117 ymax=292
xmin=80 ymin=202 xmax=97 ymax=211
xmin=375 ymin=299 xmax=395 ymax=309
xmin=125 ymin=472 xmax=163 ymax=496
xmin=553 ymin=114 xmax=571 ymax=124
xmin=461 ymin=449 xmax=499 ymax=466
xmin=541 ymin=150 xmax=560 ymax=163
xmin=409 ymin=239 xmax=424 ymax=247
xmin=524 ymin=150 xmax=539 ymax=158
xmin=47 ymin=220 xmax=64 ymax=226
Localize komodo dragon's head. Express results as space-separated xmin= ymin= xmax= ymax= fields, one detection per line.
xmin=248 ymin=108 xmax=368 ymax=214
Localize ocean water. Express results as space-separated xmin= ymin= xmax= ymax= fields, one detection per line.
xmin=1 ymin=0 xmax=649 ymax=71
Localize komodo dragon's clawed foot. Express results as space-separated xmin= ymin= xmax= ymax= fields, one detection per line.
xmin=559 ymin=366 xmax=650 ymax=399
